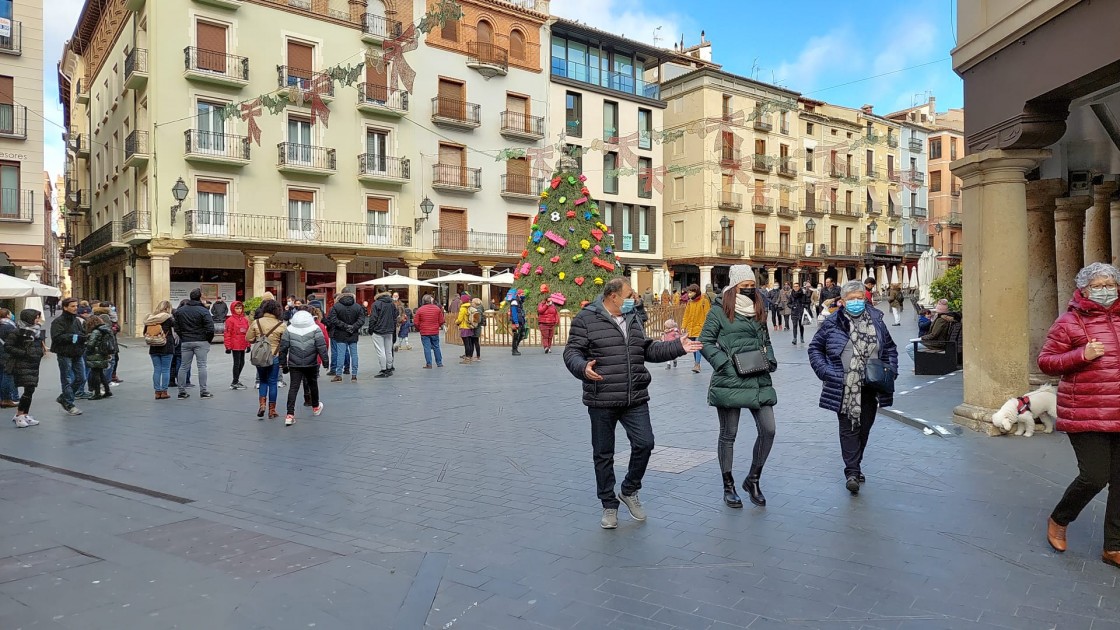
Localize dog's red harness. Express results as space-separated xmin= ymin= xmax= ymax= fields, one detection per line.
xmin=1017 ymin=396 xmax=1032 ymax=415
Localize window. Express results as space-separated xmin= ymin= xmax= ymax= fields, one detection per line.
xmin=195 ymin=180 xmax=228 ymax=234
xmin=0 ymin=161 xmax=19 ymax=219
xmin=830 ymin=225 xmax=838 ymax=251
xmin=436 ymin=78 xmax=466 ymax=120
xmin=672 ymin=220 xmax=684 ymax=245
xmin=806 ymin=122 xmax=814 ymax=135
xmin=364 ymin=129 xmax=389 ymax=173
xmin=0 ymin=75 xmax=13 ymax=135
xmin=930 ymin=170 xmax=942 ymax=192
xmin=602 ymin=202 xmax=612 ymax=227
xmin=509 ymin=29 xmax=526 ymax=60
xmin=846 ymin=154 xmax=853 ymax=177
xmin=804 ymin=183 xmax=815 ymax=211
xmin=288 ymin=189 xmax=315 ymax=239
xmin=196 ymin=100 xmax=227 ymax=153
xmin=506 ymin=156 xmax=531 ymax=194
xmin=637 ymin=206 xmax=651 ymax=251
xmin=865 ymin=149 xmax=874 ymax=176
xmin=929 ymin=138 xmax=942 ymax=159
xmin=286 ymin=40 xmax=314 ymax=86
xmin=804 ymin=148 xmax=813 ymax=171
xmin=779 ymin=228 xmax=790 ymax=254
xmin=195 ymin=21 xmax=228 ymax=73
xmin=866 ymin=121 xmax=873 ymax=139
xmin=780 ymin=111 xmax=789 ymax=135
xmin=476 ymin=20 xmax=493 ymax=45
xmin=603 ymin=152 xmax=618 ymax=194
xmin=637 ymin=157 xmax=652 ymax=199
xmin=437 ymin=143 xmax=466 ymax=186
xmin=845 ymin=189 xmax=853 ymax=210
xmin=441 ymin=14 xmax=459 ymax=41
xmin=754 ymin=225 xmax=765 ymax=251
xmin=638 ymin=108 xmax=652 ymax=150
xmin=621 ymin=203 xmax=632 ymax=251
xmin=603 ymin=100 xmax=618 ymax=141
xmin=846 ymin=227 xmax=853 ymax=250
xmin=887 ymin=154 xmax=895 ymax=178
xmin=673 ymin=176 xmax=684 ymax=201
xmin=565 ymin=91 xmax=582 ymax=137
xmin=286 ymin=116 xmax=312 ymax=163
xmin=366 ymin=196 xmax=391 ymax=244
xmin=950 ymin=137 xmax=958 ymax=160
xmin=722 ymin=94 xmax=732 ymax=117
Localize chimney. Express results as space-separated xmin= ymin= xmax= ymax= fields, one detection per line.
xmin=860 ymin=104 xmax=874 ymax=114
xmin=700 ymin=29 xmax=706 ymax=44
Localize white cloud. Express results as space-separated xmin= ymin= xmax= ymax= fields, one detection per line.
xmin=550 ymin=0 xmax=690 ymax=48
xmin=774 ymin=28 xmax=863 ymax=92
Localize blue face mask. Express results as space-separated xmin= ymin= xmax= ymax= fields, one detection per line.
xmin=621 ymin=298 xmax=636 ymax=314
xmin=843 ymin=300 xmax=866 ymax=316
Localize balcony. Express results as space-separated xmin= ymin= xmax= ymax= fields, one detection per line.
xmin=276 ymin=143 xmax=336 ymax=176
xmin=866 ymin=167 xmax=879 ymax=179
xmin=357 ymin=154 xmax=410 ymax=185
xmin=68 ymin=129 xmax=90 ymax=156
xmin=714 ymin=240 xmax=746 ymax=258
xmin=719 ymin=146 xmax=741 ymax=167
xmin=124 ymin=130 xmax=150 ymax=168
xmin=909 ymin=206 xmax=928 ymax=218
xmin=184 ymin=130 xmax=251 ymax=166
xmin=361 ymin=13 xmax=403 ymax=44
xmin=798 ymin=235 xmax=825 ymax=258
xmin=778 ymin=158 xmax=797 ymax=178
xmin=121 ymin=211 xmax=152 ymax=245
xmin=903 ymin=242 xmax=931 ymax=257
xmin=866 ymin=203 xmax=881 ymax=216
xmin=550 ymin=58 xmax=660 ymax=100
xmin=751 ymin=154 xmax=772 ymax=173
xmin=951 ymin=185 xmax=961 ymax=197
xmin=887 ymin=170 xmax=901 ymax=183
xmin=0 ymin=189 xmax=33 ymax=223
xmin=827 ymin=244 xmax=861 ymax=259
xmin=432 ymin=164 xmax=482 ymax=193
xmin=753 ymin=115 xmax=773 ymax=132
xmin=909 ymin=138 xmax=923 ymax=153
xmin=887 ymin=136 xmax=898 ymax=148
xmin=76 ymin=221 xmax=124 ymax=260
xmin=193 ymin=0 xmax=243 ymax=8
xmin=828 ymin=163 xmax=847 ymax=178
xmin=887 ymin=205 xmax=901 ymax=218
xmin=801 ymin=202 xmax=824 ymax=217
xmin=864 ymin=241 xmax=903 ymax=258
xmin=0 ymin=104 xmax=27 ymax=139
xmin=777 ymin=204 xmax=798 ymax=219
xmin=433 ymin=229 xmax=522 ymax=256
xmin=500 ymin=111 xmax=546 ymax=141
xmin=431 ymin=97 xmax=481 ymax=130
xmin=831 ymin=204 xmax=862 ymax=220
xmin=68 ymin=188 xmax=91 ymax=211
xmin=752 ymin=244 xmax=797 ymax=261
xmin=0 ymin=20 xmax=21 ymax=56
xmin=718 ymin=191 xmax=743 ymax=210
xmin=909 ymin=170 xmax=926 ymax=185
xmin=277 ymin=67 xmax=335 ymax=99
xmin=184 ymin=47 xmax=250 ymax=88
xmin=947 ymin=212 xmax=962 ymax=226
xmin=948 ymin=242 xmax=962 ymax=257
xmin=357 ymin=83 xmax=409 ymax=117
xmin=183 ymin=211 xmax=413 ymax=250
xmin=76 ymin=78 xmax=89 ymax=104
xmin=752 ymin=199 xmax=774 ymax=215
xmin=501 ymin=174 xmax=545 ymax=201
xmin=466 ymin=41 xmax=509 ymax=77
xmin=125 ymin=48 xmax=149 ymax=89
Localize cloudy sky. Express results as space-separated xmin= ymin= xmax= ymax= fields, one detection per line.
xmin=42 ymin=0 xmax=962 ymax=180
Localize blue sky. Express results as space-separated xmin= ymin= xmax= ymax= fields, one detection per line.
xmin=42 ymin=0 xmax=962 ymax=180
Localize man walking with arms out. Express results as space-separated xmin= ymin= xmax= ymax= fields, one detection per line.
xmin=564 ymin=279 xmax=701 ymax=529
xmin=51 ymin=297 xmax=87 ymax=416
xmin=413 ymin=295 xmax=446 ymax=368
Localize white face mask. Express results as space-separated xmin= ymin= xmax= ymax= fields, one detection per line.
xmin=1088 ymin=287 xmax=1119 ymax=307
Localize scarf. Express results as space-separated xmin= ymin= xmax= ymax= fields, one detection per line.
xmin=145 ymin=312 xmax=171 ymax=325
xmin=16 ymin=320 xmax=40 ymax=336
xmin=839 ymin=311 xmax=879 ymax=430
xmin=735 ymin=294 xmax=756 ymax=319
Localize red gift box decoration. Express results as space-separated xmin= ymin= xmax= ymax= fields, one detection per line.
xmin=592 ymin=257 xmax=615 ymax=272
xmin=544 ymin=231 xmax=568 ymax=247
xmin=566 ymin=210 xmax=576 ymax=218
xmin=550 ymin=256 xmax=560 ymax=263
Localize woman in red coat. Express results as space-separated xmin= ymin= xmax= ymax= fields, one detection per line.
xmin=537 ymin=294 xmax=561 ymax=354
xmin=1039 ymin=262 xmax=1120 ymax=568
xmin=224 ymin=301 xmax=250 ymax=390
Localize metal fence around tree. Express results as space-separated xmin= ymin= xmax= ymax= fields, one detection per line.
xmin=442 ymin=304 xmax=687 ymax=347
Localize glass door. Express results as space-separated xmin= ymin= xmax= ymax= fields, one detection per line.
xmin=365 ymin=130 xmax=388 ymax=174
xmin=0 ymin=163 xmax=18 ymax=219
xmin=287 ymin=118 xmax=312 ymax=164
xmin=288 ymin=196 xmax=313 ymax=240
xmin=196 ymin=102 xmax=226 ymax=154
xmin=196 ymin=189 xmax=227 ymax=236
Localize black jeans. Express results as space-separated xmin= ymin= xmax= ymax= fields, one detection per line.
xmin=512 ymin=327 xmax=523 ymax=353
xmin=588 ymin=403 xmax=654 ymax=509
xmin=791 ymin=312 xmax=805 ymax=341
xmin=286 ymin=366 xmax=319 ymax=414
xmin=88 ymin=368 xmax=110 ymax=396
xmin=17 ymin=385 xmax=35 ymax=414
xmin=716 ymin=406 xmax=776 ymax=478
xmin=462 ymin=336 xmax=477 ymax=359
xmin=1051 ymin=432 xmax=1120 ymax=551
xmin=231 ymin=350 xmax=245 ymax=384
xmin=770 ymin=308 xmax=781 ymax=327
xmin=837 ymin=388 xmax=878 ymax=478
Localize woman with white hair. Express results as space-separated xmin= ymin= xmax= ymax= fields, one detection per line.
xmin=808 ymin=279 xmax=898 ymax=495
xmin=1039 ymin=262 xmax=1120 ymax=568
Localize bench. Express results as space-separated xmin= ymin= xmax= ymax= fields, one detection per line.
xmin=913 ymin=321 xmax=963 ymax=375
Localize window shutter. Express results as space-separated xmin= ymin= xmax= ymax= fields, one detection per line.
xmin=0 ymin=76 xmax=12 ymax=104
xmin=366 ymin=197 xmax=390 ymax=212
xmin=287 ymin=41 xmax=313 ymax=75
xmin=366 ymin=61 xmax=388 ymax=99
xmin=645 ymin=206 xmax=656 ymax=254
xmin=288 ymin=189 xmax=314 ymax=202
xmin=196 ymin=22 xmax=227 ymax=72
xmin=196 ymin=180 xmax=227 ymax=194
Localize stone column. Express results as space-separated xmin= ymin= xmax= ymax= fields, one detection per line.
xmin=791 ymin=267 xmax=801 ymax=284
xmin=1026 ymin=179 xmax=1066 ymax=384
xmin=406 ymin=263 xmax=422 ymax=309
xmin=876 ymin=265 xmax=888 ymax=286
xmin=699 ymin=265 xmax=713 ymax=292
xmin=766 ymin=267 xmax=776 ymax=286
xmin=480 ymin=265 xmax=493 ymax=309
xmin=1055 ymin=196 xmax=1092 ymax=314
xmin=1085 ymin=182 xmax=1116 ymax=264
xmin=149 ymin=251 xmax=172 ymax=308
xmin=1112 ymin=199 xmax=1120 ymax=268
xmin=950 ymin=149 xmax=1050 ymax=435
xmin=856 ymin=265 xmax=866 ymax=281
xmin=246 ymin=252 xmax=271 ymax=299
xmin=329 ymin=255 xmax=352 ymax=296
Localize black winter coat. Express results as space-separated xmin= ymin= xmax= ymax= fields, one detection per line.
xmin=325 ymin=295 xmax=366 ymax=343
xmin=50 ymin=312 xmax=86 ymax=358
xmin=174 ymin=300 xmax=215 ymax=343
xmin=789 ymin=289 xmax=810 ymax=318
xmin=3 ymin=326 xmax=44 ymax=387
xmin=368 ymin=295 xmax=397 ymax=335
xmin=807 ymin=308 xmax=898 ymax=413
xmin=0 ymin=319 xmax=14 ymax=365
xmin=563 ymin=298 xmax=685 ymax=408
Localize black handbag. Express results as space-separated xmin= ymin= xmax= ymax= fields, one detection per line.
xmin=864 ymin=357 xmax=895 ymax=394
xmin=730 ymin=350 xmax=771 ymax=377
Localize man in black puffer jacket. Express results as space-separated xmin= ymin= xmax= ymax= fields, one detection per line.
xmin=173 ymin=288 xmax=216 ymax=400
xmin=325 ymin=292 xmax=366 ymax=381
xmin=367 ymin=292 xmax=397 ymax=378
xmin=50 ymin=297 xmax=88 ymax=414
xmin=564 ymin=278 xmax=700 ymax=529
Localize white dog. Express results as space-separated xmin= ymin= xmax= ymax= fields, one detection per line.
xmin=991 ymin=384 xmax=1057 ymax=437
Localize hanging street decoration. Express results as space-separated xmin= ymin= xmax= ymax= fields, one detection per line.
xmin=240 ymin=99 xmax=262 ymax=146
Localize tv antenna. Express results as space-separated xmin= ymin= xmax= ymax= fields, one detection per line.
xmin=652 ymin=25 xmax=663 ymax=48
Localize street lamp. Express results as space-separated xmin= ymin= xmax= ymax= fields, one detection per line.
xmin=805 ymin=218 xmax=816 ymax=232
xmin=868 ymin=219 xmax=878 ymax=233
xmin=170 ymin=177 xmax=189 ymax=225
xmin=719 ymin=215 xmax=730 ymax=230
xmin=415 ymin=196 xmax=434 ymax=232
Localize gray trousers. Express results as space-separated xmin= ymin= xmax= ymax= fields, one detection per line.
xmin=373 ymin=333 xmax=394 ymax=371
xmin=178 ymin=341 xmax=209 ymax=393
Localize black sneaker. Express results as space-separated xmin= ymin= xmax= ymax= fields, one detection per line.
xmin=845 ymin=476 xmax=860 ymax=495
xmin=374 ymin=371 xmax=390 ymax=379
xmin=200 ymin=391 xmax=214 ymax=399
xmin=857 ymin=473 xmax=866 ymax=484
xmin=350 ymin=376 xmax=357 ymax=383
xmin=512 ymin=351 xmax=522 ymax=356
xmin=178 ymin=391 xmax=190 ymax=399
xmin=326 ymin=371 xmax=336 ymax=377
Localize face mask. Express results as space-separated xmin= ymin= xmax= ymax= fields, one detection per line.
xmin=620 ymin=298 xmax=636 ymax=314
xmin=1088 ymin=287 xmax=1119 ymax=307
xmin=739 ymin=288 xmax=755 ymax=298
xmin=844 ymin=300 xmax=866 ymax=316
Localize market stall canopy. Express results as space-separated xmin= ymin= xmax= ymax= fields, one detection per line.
xmin=429 ymin=271 xmax=489 ymax=284
xmin=354 ymin=274 xmax=437 ymax=288
xmin=0 ymin=274 xmax=62 ymax=298
xmin=487 ymin=271 xmax=515 ymax=284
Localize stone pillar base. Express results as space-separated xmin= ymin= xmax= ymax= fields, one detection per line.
xmin=952 ymin=403 xmax=1003 ymax=436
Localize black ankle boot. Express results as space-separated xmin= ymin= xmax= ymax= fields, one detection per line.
xmin=743 ymin=475 xmax=766 ymax=507
xmin=722 ymin=472 xmax=742 ymax=508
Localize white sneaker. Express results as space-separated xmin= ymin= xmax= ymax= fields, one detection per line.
xmin=24 ymin=415 xmax=39 ymax=426
xmin=600 ymin=508 xmax=618 ymax=529
xmin=278 ymin=380 xmax=286 ymax=388
xmin=66 ymin=406 xmax=83 ymax=416
xmin=619 ymin=492 xmax=646 ymax=521
xmin=109 ymin=381 xmax=121 ymax=388
xmin=12 ymin=415 xmax=29 ymax=428
xmin=313 ymin=402 xmax=325 ymax=417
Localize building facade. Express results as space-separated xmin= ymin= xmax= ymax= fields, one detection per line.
xmin=886 ymin=100 xmax=934 ymax=270
xmin=0 ymin=0 xmax=45 ymax=295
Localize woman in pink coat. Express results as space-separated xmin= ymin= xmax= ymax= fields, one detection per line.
xmin=537 ymin=293 xmax=561 ymax=354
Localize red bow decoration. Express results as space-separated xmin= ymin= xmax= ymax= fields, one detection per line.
xmin=638 ymin=165 xmax=669 ymax=195
xmin=306 ymin=73 xmax=332 ymax=127
xmin=525 ymin=147 xmax=555 ymax=179
xmin=240 ymin=99 xmax=263 ymax=146
xmin=383 ymin=25 xmax=419 ymax=94
xmin=703 ymin=109 xmax=745 ymax=140
xmin=605 ymin=131 xmax=641 ymax=169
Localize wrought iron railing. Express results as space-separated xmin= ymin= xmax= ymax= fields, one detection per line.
xmin=752 ymin=244 xmax=797 ymax=259
xmin=276 ymin=66 xmax=335 ymax=96
xmin=358 ymin=83 xmax=409 ymax=111
xmin=947 ymin=212 xmax=962 ymax=225
xmin=831 ymin=204 xmax=862 ymax=218
xmin=864 ymin=241 xmax=903 ymax=256
xmin=752 ymin=154 xmax=771 ymax=173
xmin=68 ymin=128 xmax=89 ymax=153
xmin=183 ymin=210 xmax=412 ymax=248
xmin=715 ymin=240 xmax=745 ymax=257
xmin=77 ymin=221 xmax=122 ymax=257
xmin=500 ymin=111 xmax=545 ymax=136
xmin=185 ymin=130 xmax=251 ymax=160
xmin=361 ymin=13 xmax=403 ymax=39
xmin=949 ymin=242 xmax=962 ymax=255
xmin=0 ymin=189 xmax=33 ymax=222
xmin=720 ymin=146 xmax=741 ymax=165
xmin=752 ymin=199 xmax=774 ymax=214
xmin=753 ymin=115 xmax=773 ymax=132
xmin=432 ymin=164 xmax=482 ymax=189
xmin=122 ymin=210 xmax=151 ymax=233
xmin=358 ymin=154 xmax=410 ymax=179
xmin=778 ymin=158 xmax=797 ymax=177
xmin=125 ymin=130 xmax=149 ymax=160
xmin=887 ymin=136 xmax=899 ymax=148
xmin=277 ymin=143 xmax=336 ymax=170
xmin=909 ymin=206 xmax=927 ymax=218
xmin=0 ymin=20 xmax=21 ymax=55
xmin=909 ymin=138 xmax=923 ymax=153
xmin=501 ymin=174 xmax=544 ymax=197
xmin=125 ymin=48 xmax=148 ymax=80
xmin=467 ymin=41 xmax=509 ymax=72
xmin=827 ymin=244 xmax=861 ymax=257
xmin=0 ymin=104 xmax=27 ymax=138
xmin=719 ymin=191 xmax=742 ymax=210
xmin=184 ymin=47 xmax=249 ymax=81
xmin=903 ymin=243 xmax=930 ymax=255
xmin=431 ymin=97 xmax=481 ymax=125
xmin=433 ymin=229 xmax=518 ymax=255
xmin=777 ymin=204 xmax=797 ymax=218
xmin=909 ymin=170 xmax=926 ymax=185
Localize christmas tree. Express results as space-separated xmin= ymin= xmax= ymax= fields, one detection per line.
xmin=506 ymin=160 xmax=623 ymax=313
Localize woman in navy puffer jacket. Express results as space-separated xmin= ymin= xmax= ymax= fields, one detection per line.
xmin=1039 ymin=262 xmax=1120 ymax=569
xmin=808 ymin=279 xmax=897 ymax=496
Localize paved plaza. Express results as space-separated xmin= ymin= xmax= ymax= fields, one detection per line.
xmin=0 ymin=314 xmax=1117 ymax=629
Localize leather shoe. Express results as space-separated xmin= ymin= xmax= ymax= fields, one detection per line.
xmin=1103 ymin=550 xmax=1120 ymax=569
xmin=1047 ymin=517 xmax=1067 ymax=553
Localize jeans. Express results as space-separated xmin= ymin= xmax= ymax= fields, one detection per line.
xmin=770 ymin=308 xmax=781 ymax=328
xmin=462 ymin=336 xmax=478 ymax=359
xmin=257 ymin=358 xmax=280 ymax=403
xmin=1051 ymin=432 xmax=1120 ymax=551
xmin=16 ymin=384 xmax=35 ymax=414
xmin=88 ymin=368 xmax=109 ymax=396
xmin=76 ymin=356 xmax=89 ymax=395
xmin=286 ymin=366 xmax=320 ymax=414
xmin=0 ymin=367 xmax=18 ymax=401
xmin=716 ymin=406 xmax=776 ymax=478
xmin=57 ymin=355 xmax=86 ymax=407
xmin=373 ymin=333 xmax=394 ymax=371
xmin=791 ymin=313 xmax=805 ymax=342
xmin=150 ymin=354 xmax=173 ymax=391
xmin=588 ymin=403 xmax=654 ymax=509
xmin=231 ymin=350 xmax=245 ymax=384
xmin=906 ymin=342 xmax=929 ymax=360
xmin=331 ymin=340 xmax=358 ymax=375
xmin=178 ymin=341 xmax=209 ymax=393
xmin=421 ymin=335 xmax=443 ymax=366
xmin=106 ymin=353 xmax=118 ymax=382
xmin=837 ymin=388 xmax=878 ymax=478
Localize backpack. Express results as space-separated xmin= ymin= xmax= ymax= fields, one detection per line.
xmin=250 ymin=319 xmax=283 ymax=367
xmin=144 ymin=321 xmax=168 ymax=346
xmin=98 ymin=330 xmax=119 ymax=356
xmin=467 ymin=306 xmax=481 ymax=328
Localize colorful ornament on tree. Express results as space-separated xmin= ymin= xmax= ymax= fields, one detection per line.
xmin=535 ymin=266 xmax=544 ymax=275
xmin=575 ymin=197 xmax=588 ymax=206
xmin=567 ymin=176 xmax=577 ymax=185
xmin=593 ymin=245 xmax=602 ymax=255
xmin=592 ymin=257 xmax=616 ymax=272
xmin=594 ymin=277 xmax=604 ymax=285
xmin=579 ymin=174 xmax=587 ymax=182
xmin=572 ymin=253 xmax=584 ymax=262
xmin=550 ymin=292 xmax=566 ymax=306
xmin=540 ymin=284 xmax=549 ymax=293
xmin=591 ymin=228 xmax=604 ymax=241
xmin=520 ymin=263 xmax=531 ymax=274
xmin=531 ymin=231 xmax=542 ymax=243
xmin=583 ymin=212 xmax=592 ymax=220
xmin=574 ymin=277 xmax=585 ymax=286
xmin=550 ymin=211 xmax=561 ymax=222
xmin=535 ymin=246 xmax=546 ymax=254
xmin=521 ymin=249 xmax=528 ymax=258
xmin=580 ymin=239 xmax=591 ymax=250
xmin=558 ymin=196 xmax=567 ymax=204
xmin=580 ymin=187 xmax=590 ymax=195
xmin=551 ymin=177 xmax=561 ymax=189
xmin=566 ymin=210 xmax=576 ymax=218
xmin=558 ymin=272 xmax=566 ymax=280
xmin=549 ymin=256 xmax=560 ymax=263
xmin=544 ymin=231 xmax=567 ymax=247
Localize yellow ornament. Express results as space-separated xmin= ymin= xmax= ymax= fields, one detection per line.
xmin=580 ymin=239 xmax=591 ymax=250
xmin=558 ymin=272 xmax=566 ymax=280
xmin=536 ymin=246 xmax=546 ymax=254
xmin=500 ymin=301 xmax=507 ymax=308
xmin=540 ymin=191 xmax=549 ymax=199
xmin=594 ymin=277 xmax=604 ymax=285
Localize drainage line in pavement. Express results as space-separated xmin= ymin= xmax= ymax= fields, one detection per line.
xmin=0 ymin=453 xmax=195 ymax=504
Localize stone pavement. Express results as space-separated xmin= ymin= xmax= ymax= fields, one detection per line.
xmin=0 ymin=309 xmax=1117 ymax=629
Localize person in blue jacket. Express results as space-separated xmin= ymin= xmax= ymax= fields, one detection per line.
xmin=808 ymin=280 xmax=898 ymax=496
xmin=509 ymin=288 xmax=527 ymax=356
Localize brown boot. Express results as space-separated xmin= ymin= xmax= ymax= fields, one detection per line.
xmin=154 ymin=391 xmax=161 ymax=400
xmin=1047 ymin=517 xmax=1067 ymax=552
xmin=1104 ymin=550 xmax=1120 ymax=569
xmin=257 ymin=396 xmax=267 ymax=419
xmin=268 ymin=402 xmax=279 ymax=419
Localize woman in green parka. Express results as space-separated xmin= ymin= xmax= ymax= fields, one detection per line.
xmin=699 ymin=264 xmax=778 ymax=508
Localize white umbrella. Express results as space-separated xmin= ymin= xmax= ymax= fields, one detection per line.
xmin=355 ymin=274 xmax=437 ymax=288
xmin=0 ymin=273 xmax=61 ymax=298
xmin=487 ymin=271 xmax=515 ymax=284
xmin=908 ymin=265 xmax=918 ymax=290
xmin=917 ymin=249 xmax=936 ymax=307
xmin=430 ymin=270 xmax=488 ymax=284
